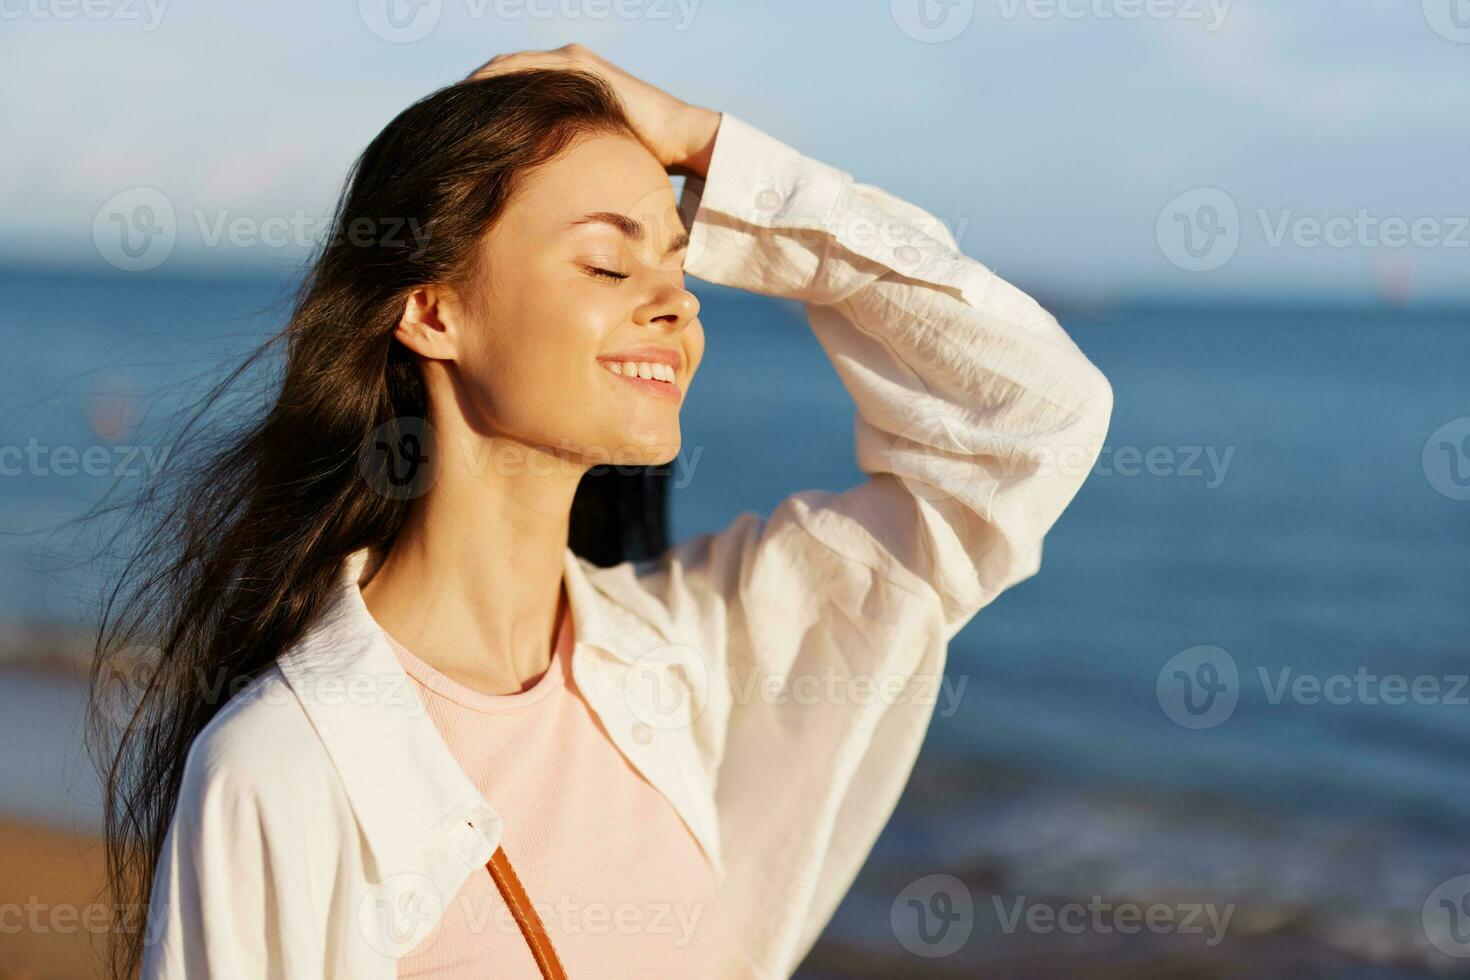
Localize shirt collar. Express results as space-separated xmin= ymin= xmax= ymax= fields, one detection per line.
xmin=274 ymin=542 xmax=641 ymax=881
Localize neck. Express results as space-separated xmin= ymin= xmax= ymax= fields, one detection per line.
xmin=360 ymin=422 xmax=584 ymax=696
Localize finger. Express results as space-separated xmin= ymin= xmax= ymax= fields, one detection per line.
xmin=467 ymin=50 xmax=565 ymax=82
xmin=467 ymin=51 xmax=522 ymax=81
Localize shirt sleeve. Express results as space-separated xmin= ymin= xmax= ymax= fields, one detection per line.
xmin=140 ymin=729 xmax=334 ymax=979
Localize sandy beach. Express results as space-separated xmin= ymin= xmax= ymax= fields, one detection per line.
xmin=0 ymin=816 xmax=111 ymax=980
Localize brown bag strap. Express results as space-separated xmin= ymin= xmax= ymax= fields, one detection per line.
xmin=481 ymin=591 xmax=570 ymax=978
xmin=486 ymin=844 xmax=567 ymax=979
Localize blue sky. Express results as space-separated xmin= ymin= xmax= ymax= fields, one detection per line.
xmin=3 ymin=0 xmax=1467 ymax=305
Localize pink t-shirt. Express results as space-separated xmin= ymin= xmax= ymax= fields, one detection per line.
xmin=381 ymin=595 xmax=729 ymax=978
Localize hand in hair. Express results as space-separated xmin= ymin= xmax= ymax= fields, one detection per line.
xmin=467 ymin=43 xmax=721 ymax=179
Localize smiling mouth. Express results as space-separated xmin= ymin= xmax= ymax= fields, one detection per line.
xmin=599 ymin=359 xmax=682 ymax=402
xmin=601 ymin=360 xmax=677 ymax=383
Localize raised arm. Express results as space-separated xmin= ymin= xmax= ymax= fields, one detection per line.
xmin=675 ymin=112 xmax=1113 ymax=638
xmin=590 ymin=111 xmax=1113 ymax=975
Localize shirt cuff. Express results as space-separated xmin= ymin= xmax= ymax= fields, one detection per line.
xmin=678 ymin=112 xmax=853 ymax=299
xmin=677 ymin=112 xmax=997 ymax=311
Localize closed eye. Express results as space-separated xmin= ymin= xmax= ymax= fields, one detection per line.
xmin=583 ymin=265 xmax=629 ymax=282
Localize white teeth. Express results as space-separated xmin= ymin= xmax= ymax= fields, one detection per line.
xmin=602 ymin=359 xmax=676 ymax=383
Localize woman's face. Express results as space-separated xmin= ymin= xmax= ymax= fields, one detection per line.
xmin=453 ymin=130 xmax=704 ymax=470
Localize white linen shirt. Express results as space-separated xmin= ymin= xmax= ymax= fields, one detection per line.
xmin=140 ymin=112 xmax=1113 ymax=980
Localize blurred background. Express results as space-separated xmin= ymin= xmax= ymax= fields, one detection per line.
xmin=1 ymin=1 xmax=1467 ymax=977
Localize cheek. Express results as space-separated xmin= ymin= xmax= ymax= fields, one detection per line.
xmin=542 ymin=288 xmax=621 ymax=381
xmin=468 ymin=269 xmax=600 ymax=381
xmin=480 ymin=288 xmax=622 ymax=434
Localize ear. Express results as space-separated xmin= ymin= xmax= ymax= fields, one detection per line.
xmin=394 ymin=285 xmax=465 ymax=361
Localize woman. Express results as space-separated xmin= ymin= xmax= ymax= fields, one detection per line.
xmin=97 ymin=45 xmax=1112 ymax=979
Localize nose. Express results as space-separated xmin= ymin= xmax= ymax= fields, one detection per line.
xmin=635 ymin=280 xmax=700 ymax=331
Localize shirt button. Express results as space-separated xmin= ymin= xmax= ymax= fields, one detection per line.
xmin=755 ymin=188 xmax=782 ymax=212
xmin=632 ymin=721 xmax=653 ymax=745
xmin=894 ymin=244 xmax=923 ymax=267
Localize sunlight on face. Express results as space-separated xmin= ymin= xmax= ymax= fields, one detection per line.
xmin=457 ymin=131 xmax=705 ymax=469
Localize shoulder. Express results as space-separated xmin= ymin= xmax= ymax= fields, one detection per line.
xmin=573 ymin=520 xmax=764 ymax=643
xmin=174 ymin=664 xmax=342 ymax=819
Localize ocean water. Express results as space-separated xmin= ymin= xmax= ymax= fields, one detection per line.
xmin=1 ymin=268 xmax=1466 ymax=972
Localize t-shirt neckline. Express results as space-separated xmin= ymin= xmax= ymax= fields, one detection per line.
xmin=381 ymin=590 xmax=573 ymax=714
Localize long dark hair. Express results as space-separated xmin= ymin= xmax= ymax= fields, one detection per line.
xmin=85 ymin=69 xmax=670 ymax=980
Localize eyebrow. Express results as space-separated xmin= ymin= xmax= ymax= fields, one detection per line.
xmin=567 ymin=211 xmax=690 ymax=257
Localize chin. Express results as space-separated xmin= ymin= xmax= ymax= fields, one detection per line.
xmin=629 ymin=439 xmax=683 ymax=469
xmin=623 ymin=431 xmax=685 ymax=470
xmin=599 ymin=424 xmax=682 ymax=469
